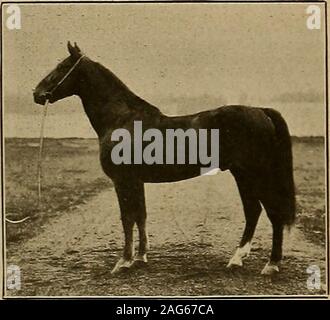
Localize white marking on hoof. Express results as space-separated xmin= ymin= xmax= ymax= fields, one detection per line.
xmin=134 ymin=254 xmax=148 ymax=263
xmin=111 ymin=258 xmax=134 ymax=274
xmin=227 ymin=242 xmax=251 ymax=268
xmin=227 ymin=255 xmax=243 ymax=267
xmin=261 ymin=262 xmax=280 ymax=275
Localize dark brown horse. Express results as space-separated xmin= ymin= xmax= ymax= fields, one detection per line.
xmin=34 ymin=42 xmax=295 ymax=275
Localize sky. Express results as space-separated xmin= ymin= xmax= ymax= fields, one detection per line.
xmin=2 ymin=2 xmax=326 ymax=137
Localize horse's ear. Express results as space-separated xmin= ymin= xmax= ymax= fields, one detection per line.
xmin=67 ymin=41 xmax=81 ymax=58
xmin=74 ymin=42 xmax=82 ymax=53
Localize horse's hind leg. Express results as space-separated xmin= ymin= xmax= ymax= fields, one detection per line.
xmin=111 ymin=179 xmax=148 ymax=274
xmin=260 ymin=198 xmax=284 ymax=275
xmin=227 ymin=171 xmax=262 ymax=268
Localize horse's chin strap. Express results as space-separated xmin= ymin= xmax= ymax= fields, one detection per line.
xmin=46 ymin=54 xmax=86 ymax=99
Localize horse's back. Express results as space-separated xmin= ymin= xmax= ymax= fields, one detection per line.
xmin=159 ymin=104 xmax=277 ymax=172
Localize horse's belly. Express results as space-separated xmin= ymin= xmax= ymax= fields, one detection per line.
xmin=102 ymin=162 xmax=203 ymax=183
xmin=138 ymin=164 xmax=202 ymax=183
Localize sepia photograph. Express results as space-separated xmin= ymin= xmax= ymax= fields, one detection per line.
xmin=1 ymin=1 xmax=328 ymax=300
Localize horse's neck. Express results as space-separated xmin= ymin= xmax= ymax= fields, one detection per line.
xmin=76 ymin=59 xmax=162 ymax=137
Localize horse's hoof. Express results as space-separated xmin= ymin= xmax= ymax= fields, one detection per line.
xmin=261 ymin=262 xmax=280 ymax=275
xmin=227 ymin=243 xmax=251 ymax=268
xmin=227 ymin=256 xmax=243 ymax=268
xmin=132 ymin=254 xmax=148 ymax=269
xmin=111 ymin=258 xmax=134 ymax=274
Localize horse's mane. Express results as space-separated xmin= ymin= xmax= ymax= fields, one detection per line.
xmin=93 ymin=61 xmax=132 ymax=94
xmin=85 ymin=58 xmax=162 ymax=116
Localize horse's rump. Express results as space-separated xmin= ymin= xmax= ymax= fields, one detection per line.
xmin=212 ymin=105 xmax=276 ymax=171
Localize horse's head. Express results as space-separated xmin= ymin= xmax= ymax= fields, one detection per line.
xmin=33 ymin=42 xmax=84 ymax=105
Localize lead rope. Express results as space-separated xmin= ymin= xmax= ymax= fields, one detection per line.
xmin=37 ymin=99 xmax=49 ymax=207
xmin=5 ymin=56 xmax=86 ymax=224
xmin=5 ymin=99 xmax=49 ymax=224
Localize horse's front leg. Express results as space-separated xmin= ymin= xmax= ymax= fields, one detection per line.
xmin=111 ymin=179 xmax=148 ymax=274
xmin=135 ymin=207 xmax=149 ymax=264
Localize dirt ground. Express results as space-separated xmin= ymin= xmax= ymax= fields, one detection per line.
xmin=5 ymin=138 xmax=327 ymax=296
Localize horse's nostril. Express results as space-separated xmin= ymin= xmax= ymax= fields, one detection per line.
xmin=45 ymin=92 xmax=52 ymax=99
xmin=33 ymin=91 xmax=44 ymax=101
xmin=34 ymin=92 xmax=46 ymax=98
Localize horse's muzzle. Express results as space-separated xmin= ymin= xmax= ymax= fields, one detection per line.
xmin=33 ymin=91 xmax=52 ymax=105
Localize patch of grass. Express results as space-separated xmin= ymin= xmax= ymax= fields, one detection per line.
xmin=5 ymin=138 xmax=111 ymax=244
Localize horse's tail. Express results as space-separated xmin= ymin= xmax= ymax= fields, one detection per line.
xmin=263 ymin=108 xmax=296 ymax=226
